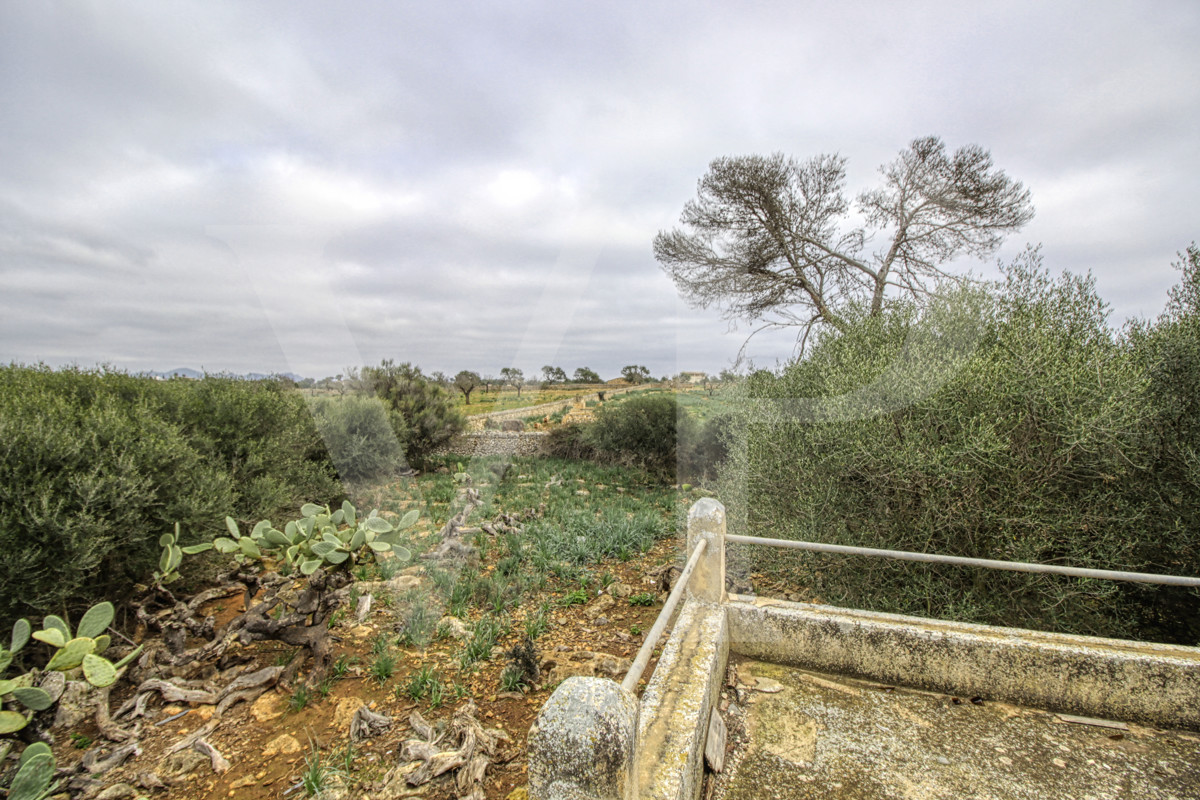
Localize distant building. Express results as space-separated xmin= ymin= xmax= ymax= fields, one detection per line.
xmin=679 ymin=371 xmax=707 ymax=384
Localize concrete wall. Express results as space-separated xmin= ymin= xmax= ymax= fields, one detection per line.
xmin=726 ymin=598 xmax=1200 ymax=730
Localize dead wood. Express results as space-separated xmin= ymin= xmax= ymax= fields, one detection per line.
xmin=350 ymin=705 xmax=393 ymax=742
xmin=193 ymin=738 xmax=231 ymax=773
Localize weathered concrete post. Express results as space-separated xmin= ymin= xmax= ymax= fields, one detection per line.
xmin=686 ymin=498 xmax=726 ymax=604
xmin=528 ymin=676 xmax=639 ymax=800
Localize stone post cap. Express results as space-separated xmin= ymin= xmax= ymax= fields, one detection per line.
xmin=528 ymin=677 xmax=639 ymax=800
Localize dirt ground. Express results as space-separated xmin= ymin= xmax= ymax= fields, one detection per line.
xmin=42 ymin=532 xmax=679 ymax=800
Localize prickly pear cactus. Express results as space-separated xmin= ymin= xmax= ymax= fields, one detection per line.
xmin=213 ymin=500 xmax=417 ymax=575
xmin=7 ymin=743 xmax=57 ymax=800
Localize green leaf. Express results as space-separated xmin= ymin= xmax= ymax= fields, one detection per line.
xmin=392 ymin=546 xmax=412 ymax=562
xmin=251 ymin=520 xmax=272 ymax=539
xmin=348 ymin=528 xmax=366 ymax=551
xmin=163 ymin=545 xmax=183 ymax=576
xmin=331 ymin=509 xmax=345 ymax=525
xmin=366 ymin=540 xmax=391 ymax=553
xmin=363 ymin=517 xmax=393 ymax=534
xmin=93 ymin=634 xmax=111 ymax=654
xmin=11 ymin=687 xmax=53 ymax=711
xmin=182 ymin=542 xmax=214 ymax=554
xmin=10 ymin=751 xmax=54 ymax=797
xmin=397 ymin=509 xmax=420 ymax=529
xmin=323 ymin=550 xmax=350 ymax=565
xmin=0 ymin=651 xmax=10 ymax=674
xmin=112 ymin=643 xmax=143 ymax=670
xmin=213 ymin=537 xmax=239 ymax=554
xmin=299 ymin=517 xmax=316 ymax=537
xmin=285 ymin=520 xmax=299 ymax=539
xmin=285 ymin=544 xmax=299 ymax=564
xmin=322 ymin=532 xmax=342 ymax=547
xmin=82 ymin=654 xmax=117 ymax=688
xmin=46 ymin=637 xmax=96 ymax=670
xmin=264 ymin=528 xmax=291 ymax=547
xmin=238 ymin=537 xmax=262 ymax=559
xmin=342 ymin=500 xmax=357 ymax=526
xmin=225 ymin=516 xmax=241 ymax=538
xmin=19 ymin=741 xmax=51 ymax=766
xmin=301 ymin=503 xmax=324 ymax=518
xmin=77 ymin=602 xmax=114 ymax=639
xmin=311 ymin=541 xmax=337 ymax=557
xmin=300 ymin=558 xmax=322 ymax=576
xmin=32 ymin=629 xmax=65 ymax=649
xmin=0 ymin=678 xmax=17 ymax=695
xmin=158 ymin=532 xmax=175 ymax=548
xmin=11 ymin=618 xmax=30 ymax=652
xmin=0 ymin=709 xmax=28 ymax=734
xmin=43 ymin=615 xmax=70 ymax=641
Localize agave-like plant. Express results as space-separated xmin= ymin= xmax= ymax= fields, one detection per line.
xmin=214 ymin=500 xmax=416 ymax=576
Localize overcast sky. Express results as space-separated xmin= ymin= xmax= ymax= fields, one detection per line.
xmin=2 ymin=1 xmax=1197 ymax=380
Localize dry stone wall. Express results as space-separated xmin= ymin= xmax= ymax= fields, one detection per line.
xmin=434 ymin=430 xmax=550 ymax=458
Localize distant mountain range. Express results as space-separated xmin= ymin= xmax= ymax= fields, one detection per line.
xmin=144 ymin=368 xmax=306 ymax=382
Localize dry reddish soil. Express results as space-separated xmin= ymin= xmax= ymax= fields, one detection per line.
xmin=46 ymin=536 xmax=679 ymax=800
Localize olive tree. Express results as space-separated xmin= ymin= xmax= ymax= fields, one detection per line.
xmin=454 ymin=370 xmax=481 ymax=404
xmin=573 ymin=367 xmax=601 ymax=384
xmin=654 ymin=136 xmax=1034 ymax=347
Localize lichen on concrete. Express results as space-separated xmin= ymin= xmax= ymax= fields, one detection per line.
xmin=710 ymin=658 xmax=1200 ymax=800
xmin=527 ymin=677 xmax=639 ymax=800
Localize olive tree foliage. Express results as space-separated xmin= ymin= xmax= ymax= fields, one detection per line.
xmin=717 ymin=247 xmax=1200 ymax=643
xmin=654 ymin=137 xmax=1034 ymax=349
xmin=454 ymin=370 xmax=481 ymax=404
xmin=620 ymin=365 xmax=651 ymax=383
xmin=500 ymin=367 xmax=524 ymax=397
xmin=573 ymin=367 xmax=601 ymax=384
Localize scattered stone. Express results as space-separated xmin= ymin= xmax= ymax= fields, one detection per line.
xmin=263 ymin=733 xmax=302 ymax=757
xmin=1053 ymin=758 xmax=1067 ymax=768
xmin=250 ymin=692 xmax=284 ymax=723
xmin=585 ymin=594 xmax=615 ymax=619
xmin=333 ymin=696 xmax=362 ymax=731
xmin=541 ymin=650 xmax=632 ymax=685
xmin=752 ymin=678 xmax=784 ymax=694
xmin=158 ymin=749 xmax=209 ymax=780
xmin=936 ymin=756 xmax=951 ymax=766
xmin=229 ymin=775 xmax=257 ymax=789
xmin=594 ymin=616 xmax=610 ymax=626
xmin=438 ymin=616 xmax=471 ymax=639
xmin=95 ymin=783 xmax=137 ymax=800
xmin=608 ymin=582 xmax=635 ymax=599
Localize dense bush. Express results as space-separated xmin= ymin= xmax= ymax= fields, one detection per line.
xmin=309 ymin=395 xmax=408 ymax=483
xmin=0 ymin=368 xmax=339 ymax=629
xmin=584 ymin=394 xmax=694 ymax=477
xmin=546 ymin=395 xmax=730 ymax=482
xmin=719 ymin=247 xmax=1200 ymax=643
xmin=362 ymin=360 xmax=465 ymax=468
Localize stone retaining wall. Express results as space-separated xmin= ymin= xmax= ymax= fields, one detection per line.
xmin=435 ymin=430 xmax=550 ymax=458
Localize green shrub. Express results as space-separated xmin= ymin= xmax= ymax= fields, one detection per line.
xmin=584 ymin=394 xmax=695 ymax=477
xmin=720 ymin=248 xmax=1200 ymax=643
xmin=363 ymin=360 xmax=465 ymax=468
xmin=309 ymin=395 xmax=407 ymax=483
xmin=0 ymin=367 xmax=341 ymax=630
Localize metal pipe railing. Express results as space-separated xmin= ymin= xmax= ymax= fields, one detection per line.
xmin=725 ymin=533 xmax=1200 ymax=587
xmin=621 ymin=537 xmax=708 ymax=694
